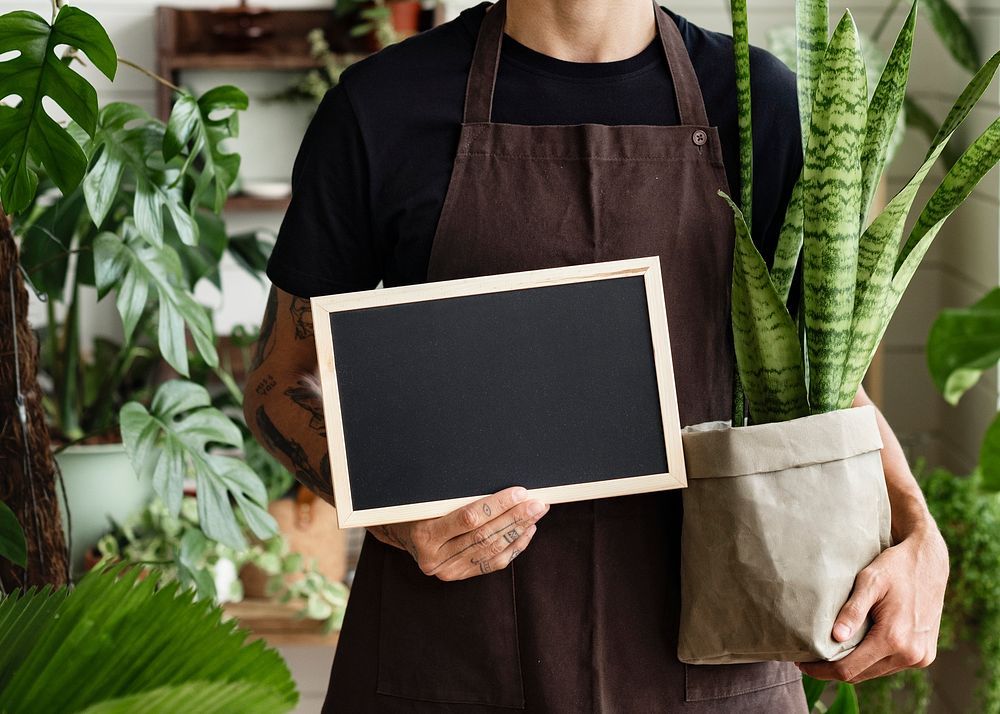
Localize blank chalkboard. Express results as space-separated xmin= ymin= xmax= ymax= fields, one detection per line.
xmin=311 ymin=257 xmax=685 ymax=528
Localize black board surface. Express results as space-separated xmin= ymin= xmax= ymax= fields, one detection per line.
xmin=328 ymin=275 xmax=668 ymax=511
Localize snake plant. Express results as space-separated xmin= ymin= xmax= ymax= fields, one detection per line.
xmin=728 ymin=0 xmax=1000 ymax=425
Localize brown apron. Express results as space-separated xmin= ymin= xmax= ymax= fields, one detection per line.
xmin=325 ymin=3 xmax=807 ymax=711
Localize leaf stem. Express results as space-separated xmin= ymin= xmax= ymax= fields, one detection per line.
xmin=118 ymin=57 xmax=182 ymax=93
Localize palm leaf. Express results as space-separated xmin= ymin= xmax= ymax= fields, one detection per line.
xmin=802 ymin=12 xmax=867 ymax=414
xmin=0 ymin=6 xmax=116 ymax=214
xmin=860 ymin=0 xmax=917 ymax=223
xmin=927 ymin=288 xmax=1000 ymax=405
xmin=0 ymin=566 xmax=297 ymax=713
xmin=725 ymin=193 xmax=809 ymax=424
xmin=120 ymin=380 xmax=278 ymax=550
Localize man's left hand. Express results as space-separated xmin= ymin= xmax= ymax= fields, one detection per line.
xmin=797 ymin=527 xmax=949 ymax=684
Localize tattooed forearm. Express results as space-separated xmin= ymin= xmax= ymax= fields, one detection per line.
xmin=255 ymin=373 xmax=278 ymax=397
xmin=255 ymin=406 xmax=334 ymax=503
xmin=289 ymin=297 xmax=314 ymax=340
xmin=284 ymin=380 xmax=326 ymax=435
xmin=251 ymin=288 xmax=278 ymax=370
xmin=372 ymin=524 xmax=418 ymax=559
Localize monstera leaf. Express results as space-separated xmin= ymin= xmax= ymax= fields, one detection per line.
xmin=0 ymin=499 xmax=26 ymax=568
xmin=84 ymin=103 xmax=198 ymax=248
xmin=0 ymin=6 xmax=116 ymax=215
xmin=164 ymin=86 xmax=247 ymax=213
xmin=120 ymin=380 xmax=278 ymax=550
xmin=93 ymin=226 xmax=216 ymax=376
xmin=928 ymin=288 xmax=1000 ymax=406
xmin=0 ymin=565 xmax=297 ymax=713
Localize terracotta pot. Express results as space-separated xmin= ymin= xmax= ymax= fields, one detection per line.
xmin=241 ymin=489 xmax=348 ymax=598
xmin=389 ymin=0 xmax=421 ymax=37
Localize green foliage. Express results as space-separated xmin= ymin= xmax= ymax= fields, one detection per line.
xmin=921 ymin=0 xmax=980 ymax=73
xmin=96 ymin=497 xmax=348 ymax=632
xmin=927 ymin=287 xmax=1000 ymax=406
xmin=0 ymin=6 xmax=116 ymax=214
xmin=856 ymin=669 xmax=930 ymax=714
xmin=120 ymin=380 xmax=277 ymax=550
xmin=0 ymin=565 xmax=298 ymax=713
xmin=0 ymin=500 xmax=26 ymax=568
xmin=921 ymin=468 xmax=1000 ymax=712
xmin=728 ymin=0 xmax=1000 ymax=424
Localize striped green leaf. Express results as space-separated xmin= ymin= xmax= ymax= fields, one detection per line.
xmin=725 ymin=193 xmax=810 ymax=424
xmin=895 ymin=115 xmax=1000 ymax=292
xmin=796 ymin=0 xmax=830 ymax=155
xmin=860 ymin=0 xmax=917 ymax=223
xmin=926 ymin=49 xmax=1000 ymax=160
xmin=802 ymin=12 xmax=867 ymax=414
xmin=731 ymin=0 xmax=753 ymax=228
xmin=839 ymin=135 xmax=953 ymax=406
xmin=771 ymin=177 xmax=804 ymax=305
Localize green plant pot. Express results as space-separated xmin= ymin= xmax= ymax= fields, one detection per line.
xmin=55 ymin=443 xmax=153 ymax=579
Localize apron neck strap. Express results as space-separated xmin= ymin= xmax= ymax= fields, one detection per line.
xmin=463 ymin=0 xmax=711 ymax=127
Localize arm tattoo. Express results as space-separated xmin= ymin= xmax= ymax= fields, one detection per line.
xmin=255 ymin=406 xmax=334 ymax=502
xmin=284 ymin=380 xmax=326 ymax=435
xmin=289 ymin=297 xmax=314 ymax=340
xmin=251 ymin=288 xmax=278 ymax=371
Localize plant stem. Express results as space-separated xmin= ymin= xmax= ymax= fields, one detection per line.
xmin=872 ymin=0 xmax=904 ymax=43
xmin=117 ymin=57 xmax=182 ymax=93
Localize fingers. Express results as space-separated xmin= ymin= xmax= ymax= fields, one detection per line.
xmin=431 ymin=486 xmax=530 ymax=542
xmin=832 ymin=565 xmax=887 ymax=643
xmin=798 ymin=619 xmax=934 ymax=683
xmin=440 ymin=524 xmax=538 ymax=581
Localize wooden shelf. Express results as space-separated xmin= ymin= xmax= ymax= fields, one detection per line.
xmin=224 ymin=598 xmax=341 ymax=647
xmin=226 ymin=193 xmax=291 ymax=213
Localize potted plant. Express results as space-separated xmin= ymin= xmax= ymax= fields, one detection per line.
xmin=677 ymin=0 xmax=1000 ymax=677
xmin=0 ymin=3 xmax=279 ymax=585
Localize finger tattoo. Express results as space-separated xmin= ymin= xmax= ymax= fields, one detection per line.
xmin=509 ymin=549 xmax=521 ymax=565
xmin=503 ymin=528 xmax=519 ymax=544
xmin=483 ymin=503 xmax=492 ymax=517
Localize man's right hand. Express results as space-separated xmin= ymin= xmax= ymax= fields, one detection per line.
xmin=369 ymin=487 xmax=550 ymax=580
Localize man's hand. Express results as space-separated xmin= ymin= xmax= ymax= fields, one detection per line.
xmin=798 ymin=526 xmax=948 ymax=683
xmin=369 ymin=486 xmax=550 ymax=581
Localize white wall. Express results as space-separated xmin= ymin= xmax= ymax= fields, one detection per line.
xmin=6 ymin=0 xmax=999 ymax=472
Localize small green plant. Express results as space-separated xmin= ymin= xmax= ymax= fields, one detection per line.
xmin=97 ymin=496 xmax=349 ymax=632
xmin=0 ymin=564 xmax=298 ymax=713
xmin=927 ymin=287 xmax=1000 ymax=491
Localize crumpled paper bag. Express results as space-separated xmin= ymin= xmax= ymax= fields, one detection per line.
xmin=678 ymin=405 xmax=892 ymax=664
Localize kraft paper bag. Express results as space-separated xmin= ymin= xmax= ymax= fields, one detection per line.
xmin=678 ymin=405 xmax=892 ymax=664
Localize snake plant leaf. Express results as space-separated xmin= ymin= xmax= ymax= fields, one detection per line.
xmin=896 ymin=114 xmax=1000 ymax=280
xmin=120 ymin=380 xmax=278 ymax=549
xmin=730 ymin=0 xmax=753 ymax=226
xmin=795 ymin=0 xmax=829 ymax=155
xmin=839 ymin=136 xmax=953 ymax=406
xmin=164 ymin=86 xmax=246 ymax=213
xmin=981 ymin=413 xmax=1000 ymax=493
xmin=0 ymin=6 xmax=116 ymax=214
xmin=927 ymin=288 xmax=1000 ymax=405
xmin=922 ymin=0 xmax=981 ymax=74
xmin=927 ymin=49 xmax=1000 ymax=160
xmin=771 ymin=178 xmax=803 ymax=305
xmin=724 ymin=193 xmax=809 ymax=424
xmin=0 ymin=499 xmax=26 ymax=568
xmin=860 ymin=0 xmax=917 ymax=224
xmin=0 ymin=566 xmax=297 ymax=713
xmin=802 ymin=11 xmax=867 ymax=414
xmin=84 ymin=103 xmax=198 ymax=248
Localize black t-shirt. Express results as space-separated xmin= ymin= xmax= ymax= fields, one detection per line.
xmin=266 ymin=2 xmax=802 ymax=298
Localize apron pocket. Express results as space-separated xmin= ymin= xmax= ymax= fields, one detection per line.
xmin=684 ymin=662 xmax=801 ymax=702
xmin=376 ymin=547 xmax=525 ymax=708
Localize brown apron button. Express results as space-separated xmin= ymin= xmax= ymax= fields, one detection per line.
xmin=692 ymin=130 xmax=708 ymax=146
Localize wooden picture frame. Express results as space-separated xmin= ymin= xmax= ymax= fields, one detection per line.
xmin=311 ymin=256 xmax=685 ymax=529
